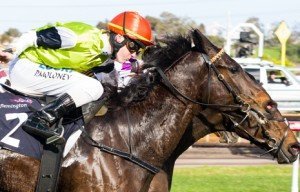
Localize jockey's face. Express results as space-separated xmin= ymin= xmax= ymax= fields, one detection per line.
xmin=113 ymin=34 xmax=130 ymax=63
xmin=115 ymin=44 xmax=132 ymax=63
xmin=114 ymin=35 xmax=140 ymax=63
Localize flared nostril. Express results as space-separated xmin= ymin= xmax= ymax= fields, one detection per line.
xmin=289 ymin=143 xmax=300 ymax=156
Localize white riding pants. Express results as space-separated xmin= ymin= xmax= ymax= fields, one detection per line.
xmin=9 ymin=58 xmax=103 ymax=107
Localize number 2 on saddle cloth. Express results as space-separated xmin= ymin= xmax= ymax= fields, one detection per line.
xmin=0 ymin=90 xmax=84 ymax=160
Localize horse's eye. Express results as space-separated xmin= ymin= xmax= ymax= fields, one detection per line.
xmin=230 ymin=67 xmax=239 ymax=74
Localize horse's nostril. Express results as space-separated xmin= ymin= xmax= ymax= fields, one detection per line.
xmin=289 ymin=143 xmax=300 ymax=156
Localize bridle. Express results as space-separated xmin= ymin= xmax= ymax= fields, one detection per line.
xmin=154 ymin=48 xmax=289 ymax=159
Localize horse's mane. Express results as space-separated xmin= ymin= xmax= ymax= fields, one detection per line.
xmin=142 ymin=33 xmax=193 ymax=70
xmin=109 ymin=32 xmax=196 ymax=107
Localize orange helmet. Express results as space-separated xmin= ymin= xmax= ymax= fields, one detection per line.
xmin=107 ymin=11 xmax=153 ymax=46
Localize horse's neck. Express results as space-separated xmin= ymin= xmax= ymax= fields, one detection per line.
xmin=166 ymin=107 xmax=226 ymax=162
xmin=156 ymin=116 xmax=215 ymax=191
xmin=168 ymin=117 xmax=213 ymax=160
xmin=78 ymin=92 xmax=196 ymax=169
xmin=124 ymin=96 xmax=196 ymax=165
xmin=69 ymin=52 xmax=205 ymax=167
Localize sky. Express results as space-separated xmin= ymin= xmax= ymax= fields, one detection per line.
xmin=1 ymin=0 xmax=300 ymax=34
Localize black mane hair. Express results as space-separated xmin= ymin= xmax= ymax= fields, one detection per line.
xmin=142 ymin=33 xmax=194 ymax=70
xmin=110 ymin=31 xmax=197 ymax=108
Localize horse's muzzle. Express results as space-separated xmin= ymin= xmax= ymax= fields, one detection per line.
xmin=288 ymin=142 xmax=300 ymax=157
xmin=277 ymin=142 xmax=300 ymax=164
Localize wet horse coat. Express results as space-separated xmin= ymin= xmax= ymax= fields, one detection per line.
xmin=0 ymin=29 xmax=299 ymax=192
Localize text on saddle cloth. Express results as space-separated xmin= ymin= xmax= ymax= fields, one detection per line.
xmin=0 ymin=91 xmax=83 ymax=159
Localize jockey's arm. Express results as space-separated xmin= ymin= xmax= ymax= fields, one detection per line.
xmin=12 ymin=26 xmax=77 ymax=56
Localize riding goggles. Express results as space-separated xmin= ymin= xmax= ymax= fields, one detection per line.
xmin=125 ymin=37 xmax=145 ymax=54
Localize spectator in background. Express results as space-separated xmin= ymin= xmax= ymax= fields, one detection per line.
xmin=268 ymin=71 xmax=277 ymax=83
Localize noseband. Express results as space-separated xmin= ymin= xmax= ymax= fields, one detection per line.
xmin=155 ymin=49 xmax=289 ymax=158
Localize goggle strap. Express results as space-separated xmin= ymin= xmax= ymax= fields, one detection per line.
xmin=109 ymin=32 xmax=126 ymax=58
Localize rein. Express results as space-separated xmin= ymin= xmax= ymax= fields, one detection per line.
xmin=154 ymin=51 xmax=248 ymax=110
xmin=155 ymin=65 xmax=241 ymax=110
xmin=80 ymin=125 xmax=160 ymax=174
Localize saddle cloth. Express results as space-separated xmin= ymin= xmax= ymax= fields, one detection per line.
xmin=0 ymin=91 xmax=83 ymax=159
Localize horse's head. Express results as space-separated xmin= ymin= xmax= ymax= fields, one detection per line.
xmin=122 ymin=28 xmax=298 ymax=164
xmin=191 ymin=29 xmax=299 ymax=163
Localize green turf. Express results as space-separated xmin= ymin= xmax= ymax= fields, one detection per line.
xmin=171 ymin=165 xmax=296 ymax=192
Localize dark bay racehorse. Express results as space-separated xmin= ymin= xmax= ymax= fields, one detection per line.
xmin=0 ymin=29 xmax=299 ymax=192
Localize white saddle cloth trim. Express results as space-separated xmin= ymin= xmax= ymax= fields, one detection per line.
xmin=63 ymin=129 xmax=82 ymax=157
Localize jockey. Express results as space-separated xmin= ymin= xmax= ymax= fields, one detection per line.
xmin=0 ymin=11 xmax=153 ymax=142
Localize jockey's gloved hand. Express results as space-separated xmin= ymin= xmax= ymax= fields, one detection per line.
xmin=130 ymin=60 xmax=140 ymax=74
xmin=99 ymin=69 xmax=118 ymax=98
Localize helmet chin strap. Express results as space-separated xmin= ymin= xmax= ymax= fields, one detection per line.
xmin=109 ymin=32 xmax=126 ymax=60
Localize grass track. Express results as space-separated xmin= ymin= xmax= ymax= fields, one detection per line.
xmin=171 ymin=165 xmax=296 ymax=192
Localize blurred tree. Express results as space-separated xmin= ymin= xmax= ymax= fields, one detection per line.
xmin=289 ymin=24 xmax=300 ymax=44
xmin=147 ymin=12 xmax=201 ymax=37
xmin=287 ymin=44 xmax=300 ymax=64
xmin=0 ymin=28 xmax=21 ymax=45
xmin=4 ymin=28 xmax=21 ymax=37
xmin=287 ymin=24 xmax=300 ymax=64
xmin=96 ymin=20 xmax=108 ymax=30
xmin=246 ymin=17 xmax=264 ymax=33
xmin=0 ymin=34 xmax=12 ymax=44
xmin=207 ymin=35 xmax=225 ymax=48
xmin=145 ymin=16 xmax=161 ymax=31
xmin=265 ymin=22 xmax=280 ymax=47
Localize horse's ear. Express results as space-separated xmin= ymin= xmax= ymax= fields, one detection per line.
xmin=191 ymin=29 xmax=206 ymax=53
xmin=191 ymin=29 xmax=220 ymax=56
